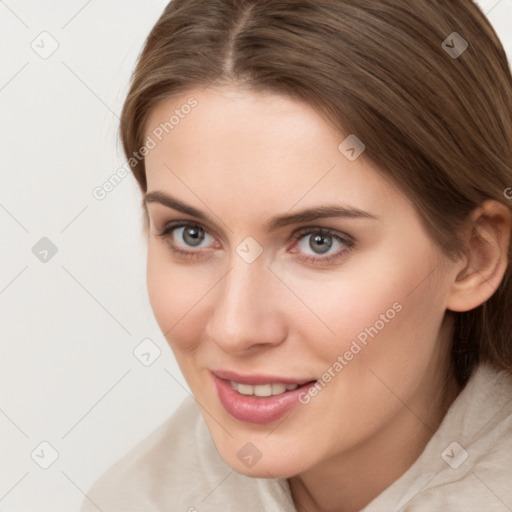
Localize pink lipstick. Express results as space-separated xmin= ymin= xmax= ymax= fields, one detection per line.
xmin=212 ymin=370 xmax=317 ymax=425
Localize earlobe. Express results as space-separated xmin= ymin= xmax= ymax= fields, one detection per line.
xmin=446 ymin=200 xmax=511 ymax=313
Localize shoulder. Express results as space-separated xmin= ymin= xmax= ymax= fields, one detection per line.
xmin=365 ymin=363 xmax=512 ymax=511
xmin=80 ymin=396 xmax=205 ymax=512
xmin=411 ymin=363 xmax=512 ymax=510
xmin=80 ymin=396 xmax=294 ymax=512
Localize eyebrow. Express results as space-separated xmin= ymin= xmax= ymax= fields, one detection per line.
xmin=143 ymin=191 xmax=380 ymax=231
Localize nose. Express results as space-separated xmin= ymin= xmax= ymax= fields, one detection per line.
xmin=204 ymin=257 xmax=287 ymax=354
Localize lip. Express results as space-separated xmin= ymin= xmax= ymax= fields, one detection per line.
xmin=212 ymin=371 xmax=317 ymax=425
xmin=211 ymin=369 xmax=315 ymax=386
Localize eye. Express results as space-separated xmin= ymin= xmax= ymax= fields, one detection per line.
xmin=154 ymin=221 xmax=218 ymax=257
xmin=291 ymin=227 xmax=354 ymax=263
xmin=301 ymin=232 xmax=335 ymax=254
xmin=172 ymin=224 xmax=212 ymax=248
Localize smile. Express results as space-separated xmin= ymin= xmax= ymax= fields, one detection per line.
xmin=212 ymin=370 xmax=317 ymax=424
xmin=229 ymin=381 xmax=300 ymax=396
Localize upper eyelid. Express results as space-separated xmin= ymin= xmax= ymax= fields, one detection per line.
xmin=293 ymin=225 xmax=353 ymax=239
xmin=155 ymin=219 xmax=221 ymax=240
xmin=158 ymin=220 xmax=349 ymax=235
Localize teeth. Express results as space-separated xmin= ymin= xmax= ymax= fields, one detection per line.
xmin=272 ymin=383 xmax=287 ymax=395
xmin=255 ymin=384 xmax=272 ymax=397
xmin=237 ymin=384 xmax=254 ymax=396
xmin=230 ymin=381 xmax=300 ymax=397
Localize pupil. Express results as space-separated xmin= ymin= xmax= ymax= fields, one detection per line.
xmin=310 ymin=233 xmax=332 ymax=254
xmin=183 ymin=226 xmax=204 ymax=246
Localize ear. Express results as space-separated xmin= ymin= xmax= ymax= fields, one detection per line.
xmin=446 ymin=200 xmax=511 ymax=313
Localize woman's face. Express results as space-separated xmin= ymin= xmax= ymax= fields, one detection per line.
xmin=143 ymin=86 xmax=459 ymax=478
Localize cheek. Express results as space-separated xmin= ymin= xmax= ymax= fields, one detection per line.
xmin=291 ymin=247 xmax=445 ymax=366
xmin=146 ymin=242 xmax=210 ymax=351
xmin=346 ymin=274 xmax=447 ymax=386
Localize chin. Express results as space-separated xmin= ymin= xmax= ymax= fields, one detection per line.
xmin=214 ymin=439 xmax=313 ymax=479
xmin=226 ymin=457 xmax=298 ymax=479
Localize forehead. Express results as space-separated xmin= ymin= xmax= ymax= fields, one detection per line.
xmin=143 ymin=86 xmax=411 ymax=223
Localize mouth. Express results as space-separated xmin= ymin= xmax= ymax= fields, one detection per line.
xmin=228 ymin=380 xmax=304 ymax=397
xmin=211 ymin=370 xmax=317 ymax=424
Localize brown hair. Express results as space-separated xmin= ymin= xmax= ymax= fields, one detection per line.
xmin=120 ymin=0 xmax=512 ymax=385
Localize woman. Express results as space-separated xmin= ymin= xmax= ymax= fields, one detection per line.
xmin=82 ymin=0 xmax=512 ymax=510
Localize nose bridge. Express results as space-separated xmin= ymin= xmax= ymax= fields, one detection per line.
xmin=205 ymin=256 xmax=285 ymax=351
xmin=216 ymin=257 xmax=267 ymax=330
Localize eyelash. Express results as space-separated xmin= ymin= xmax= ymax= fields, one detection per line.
xmin=154 ymin=221 xmax=355 ymax=265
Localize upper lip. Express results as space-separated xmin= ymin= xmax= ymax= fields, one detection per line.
xmin=212 ymin=369 xmax=316 ymax=386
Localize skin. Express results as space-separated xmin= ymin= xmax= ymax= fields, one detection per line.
xmin=142 ymin=86 xmax=510 ymax=512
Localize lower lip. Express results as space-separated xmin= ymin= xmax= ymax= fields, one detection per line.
xmin=213 ymin=375 xmax=316 ymax=425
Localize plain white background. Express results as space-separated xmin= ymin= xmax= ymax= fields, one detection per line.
xmin=0 ymin=1 xmax=511 ymax=511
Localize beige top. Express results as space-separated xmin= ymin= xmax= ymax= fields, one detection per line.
xmin=81 ymin=362 xmax=512 ymax=511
